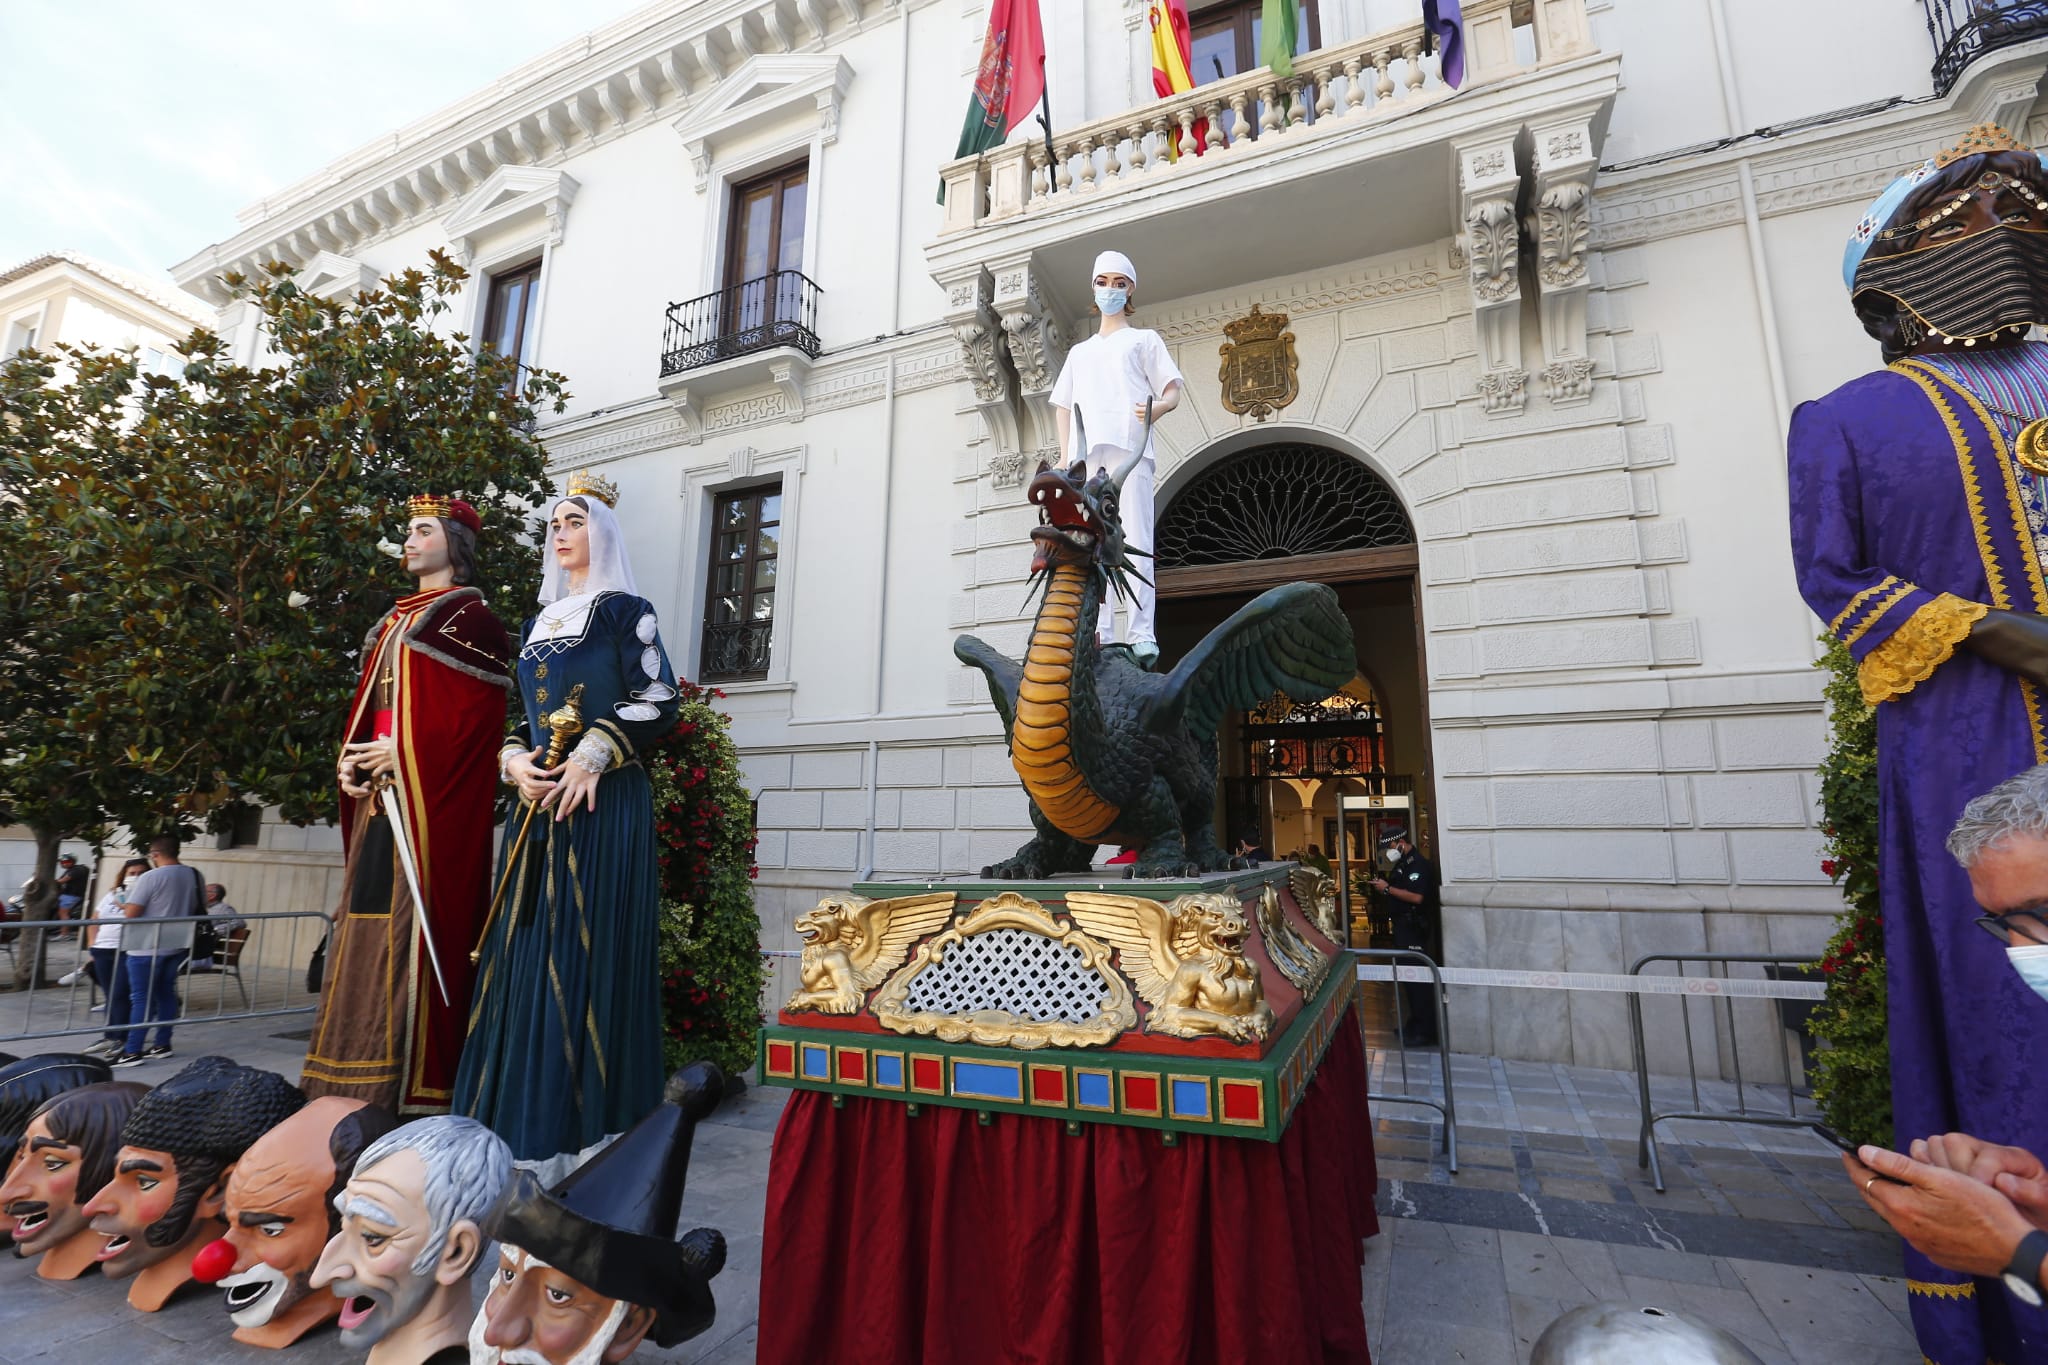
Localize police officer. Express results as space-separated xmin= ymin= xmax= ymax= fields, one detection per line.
xmin=1371 ymin=831 xmax=1441 ymax=1046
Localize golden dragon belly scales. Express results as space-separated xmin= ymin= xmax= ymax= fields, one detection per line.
xmin=1010 ymin=561 xmax=1121 ymax=840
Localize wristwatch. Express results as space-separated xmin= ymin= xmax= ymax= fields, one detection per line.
xmin=2002 ymin=1229 xmax=2048 ymax=1307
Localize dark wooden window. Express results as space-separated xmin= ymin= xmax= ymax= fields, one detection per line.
xmin=724 ymin=162 xmax=809 ymax=342
xmin=701 ymin=482 xmax=781 ymax=681
xmin=1187 ymin=0 xmax=1322 ymax=85
xmin=482 ymin=259 xmax=542 ymax=369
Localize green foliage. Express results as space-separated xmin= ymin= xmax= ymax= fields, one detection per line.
xmin=1809 ymin=636 xmax=1891 ymax=1148
xmin=0 ymin=252 xmax=567 ymax=855
xmin=645 ymin=684 xmax=763 ymax=1080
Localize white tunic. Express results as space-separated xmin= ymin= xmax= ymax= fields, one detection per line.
xmin=1051 ymin=327 xmax=1183 ymax=464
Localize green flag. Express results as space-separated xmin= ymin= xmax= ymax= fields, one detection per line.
xmin=1260 ymin=0 xmax=1298 ymax=78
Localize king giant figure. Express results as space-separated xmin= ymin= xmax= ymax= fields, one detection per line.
xmin=1790 ymin=122 xmax=2048 ymax=1359
xmin=304 ymin=495 xmax=511 ymax=1116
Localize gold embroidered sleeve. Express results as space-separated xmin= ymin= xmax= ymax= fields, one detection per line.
xmin=1857 ymin=592 xmax=1989 ymax=705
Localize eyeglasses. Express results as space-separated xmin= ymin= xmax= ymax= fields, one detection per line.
xmin=1976 ymin=908 xmax=2048 ymax=946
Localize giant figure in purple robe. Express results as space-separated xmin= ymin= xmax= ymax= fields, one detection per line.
xmin=1790 ymin=122 xmax=2048 ymax=1361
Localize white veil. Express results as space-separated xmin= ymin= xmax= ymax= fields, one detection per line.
xmin=537 ymin=494 xmax=639 ymax=606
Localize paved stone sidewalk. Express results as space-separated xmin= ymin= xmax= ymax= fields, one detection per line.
xmin=0 ymin=996 xmax=1922 ymax=1363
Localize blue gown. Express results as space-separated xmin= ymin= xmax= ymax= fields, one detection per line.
xmin=455 ymin=590 xmax=680 ymax=1160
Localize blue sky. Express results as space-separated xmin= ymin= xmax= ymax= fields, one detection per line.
xmin=0 ymin=0 xmax=652 ymax=283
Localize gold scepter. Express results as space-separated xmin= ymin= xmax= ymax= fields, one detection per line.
xmin=471 ymin=683 xmax=585 ymax=964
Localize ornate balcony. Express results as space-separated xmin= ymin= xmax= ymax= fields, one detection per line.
xmin=1923 ymin=0 xmax=2048 ymax=94
xmin=660 ymin=270 xmax=821 ymax=377
xmin=655 ymin=269 xmax=822 ymax=443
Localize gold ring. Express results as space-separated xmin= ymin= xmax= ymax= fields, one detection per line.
xmin=1865 ymin=1176 xmax=1879 ymax=1195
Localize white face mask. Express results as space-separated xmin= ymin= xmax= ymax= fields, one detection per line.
xmin=1093 ymin=285 xmax=1129 ymax=317
xmin=2009 ymin=943 xmax=2048 ymax=1001
xmin=1384 ymin=846 xmax=1403 ymax=864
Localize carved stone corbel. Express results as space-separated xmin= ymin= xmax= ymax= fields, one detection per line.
xmin=991 ymin=258 xmax=1071 ymax=461
xmin=1529 ymin=114 xmax=1597 ymax=407
xmin=941 ymin=266 xmax=1023 ymax=475
xmin=1457 ymin=135 xmax=1525 ymax=416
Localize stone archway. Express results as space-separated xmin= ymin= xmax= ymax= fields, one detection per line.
xmin=1151 ymin=439 xmax=1435 ymax=885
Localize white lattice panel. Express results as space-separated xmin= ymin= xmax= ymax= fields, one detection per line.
xmin=901 ymin=928 xmax=1109 ymax=1023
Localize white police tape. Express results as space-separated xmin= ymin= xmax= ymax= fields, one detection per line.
xmin=1354 ymin=962 xmax=1826 ymax=1000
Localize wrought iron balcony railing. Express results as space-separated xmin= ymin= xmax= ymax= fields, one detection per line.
xmin=1924 ymin=0 xmax=2048 ymax=94
xmin=660 ymin=270 xmax=822 ymax=378
xmin=700 ymin=619 xmax=773 ymax=681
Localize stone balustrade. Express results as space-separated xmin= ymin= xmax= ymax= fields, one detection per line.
xmin=937 ymin=0 xmax=1596 ymax=236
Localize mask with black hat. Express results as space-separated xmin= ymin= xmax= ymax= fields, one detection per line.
xmin=471 ymin=1063 xmax=728 ymax=1364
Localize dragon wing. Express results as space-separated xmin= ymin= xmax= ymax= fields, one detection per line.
xmin=847 ymin=892 xmax=960 ymax=991
xmin=1142 ymin=582 xmax=1356 ymax=740
xmin=953 ymin=634 xmax=1022 ymax=738
xmin=1064 ymin=891 xmax=1180 ymax=1005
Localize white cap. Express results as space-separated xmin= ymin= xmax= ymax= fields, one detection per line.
xmin=1091 ymin=250 xmax=1136 ymax=288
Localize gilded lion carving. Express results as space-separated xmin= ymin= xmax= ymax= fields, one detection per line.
xmin=785 ymin=891 xmax=957 ymax=1015
xmin=1064 ymin=890 xmax=1275 ymax=1042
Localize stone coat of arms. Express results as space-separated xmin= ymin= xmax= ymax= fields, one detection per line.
xmin=1218 ymin=304 xmax=1299 ymax=421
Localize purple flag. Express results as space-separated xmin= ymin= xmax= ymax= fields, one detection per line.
xmin=1423 ymin=0 xmax=1464 ymax=88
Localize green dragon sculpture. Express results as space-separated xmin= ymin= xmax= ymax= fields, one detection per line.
xmin=954 ymin=431 xmax=1357 ymax=879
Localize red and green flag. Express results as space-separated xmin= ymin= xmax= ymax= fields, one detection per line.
xmin=954 ymin=0 xmax=1047 ymax=162
xmin=1260 ymin=0 xmax=1299 ymax=79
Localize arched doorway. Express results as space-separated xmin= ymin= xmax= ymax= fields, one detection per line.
xmin=1153 ymin=440 xmax=1434 ymax=930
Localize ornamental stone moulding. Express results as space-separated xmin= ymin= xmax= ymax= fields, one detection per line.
xmin=291 ymin=251 xmax=378 ymax=303
xmin=670 ymin=53 xmax=853 ymax=193
xmin=441 ymin=165 xmax=580 ymax=266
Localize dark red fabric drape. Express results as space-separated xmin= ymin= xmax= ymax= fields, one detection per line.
xmin=759 ymin=1008 xmax=1378 ymax=1365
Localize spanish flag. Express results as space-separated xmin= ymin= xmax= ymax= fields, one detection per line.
xmin=1148 ymin=0 xmax=1205 ymax=156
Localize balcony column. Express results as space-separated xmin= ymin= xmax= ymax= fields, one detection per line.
xmin=1530 ymin=0 xmax=1597 ymax=63
xmin=1456 ymin=133 xmax=1526 ymax=417
xmin=991 ymin=257 xmax=1072 ymax=470
xmin=1528 ymin=114 xmax=1597 ymax=406
xmin=941 ymin=265 xmax=1027 ymax=486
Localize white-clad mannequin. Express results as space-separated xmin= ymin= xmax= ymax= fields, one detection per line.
xmin=1050 ymin=249 xmax=1185 ymax=666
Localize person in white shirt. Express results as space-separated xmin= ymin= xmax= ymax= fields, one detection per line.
xmin=1049 ymin=249 xmax=1185 ymax=670
xmin=77 ymin=858 xmax=148 ymax=1047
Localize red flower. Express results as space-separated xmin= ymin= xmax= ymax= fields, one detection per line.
xmin=1820 ymin=858 xmax=1839 ymax=878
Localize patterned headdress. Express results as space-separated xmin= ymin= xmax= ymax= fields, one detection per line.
xmin=405 ymin=494 xmax=482 ymax=535
xmin=1844 ymin=123 xmax=2048 ymax=290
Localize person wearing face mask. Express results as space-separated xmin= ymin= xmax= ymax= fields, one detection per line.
xmin=1048 ymin=249 xmax=1184 ymax=671
xmin=1842 ymin=763 xmax=2048 ymax=1354
xmin=1790 ymin=124 xmax=2048 ymax=1361
xmin=1369 ymin=831 xmax=1440 ymax=1047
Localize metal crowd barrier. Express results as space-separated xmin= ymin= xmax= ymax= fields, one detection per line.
xmin=0 ymin=909 xmax=328 ymax=1045
xmin=1351 ymin=948 xmax=1459 ymax=1172
xmin=1625 ymin=951 xmax=1825 ymax=1192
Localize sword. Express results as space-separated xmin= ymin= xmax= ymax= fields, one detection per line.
xmin=379 ymin=773 xmax=452 ymax=1008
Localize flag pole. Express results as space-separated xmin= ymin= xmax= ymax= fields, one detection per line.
xmin=1037 ymin=85 xmax=1057 ymax=194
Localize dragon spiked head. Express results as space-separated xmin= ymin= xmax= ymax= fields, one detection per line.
xmin=1025 ymin=398 xmax=1155 ymax=604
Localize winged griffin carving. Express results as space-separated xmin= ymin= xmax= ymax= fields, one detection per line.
xmin=1258 ymin=883 xmax=1331 ymax=999
xmin=1064 ymin=891 xmax=1275 ymax=1042
xmin=785 ymin=892 xmax=957 ymax=1015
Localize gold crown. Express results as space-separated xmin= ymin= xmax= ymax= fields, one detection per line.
xmin=407 ymin=493 xmax=453 ymax=520
xmin=564 ymin=469 xmax=619 ymax=508
xmin=1223 ymin=304 xmax=1290 ymax=344
xmin=1932 ymin=122 xmax=2033 ymax=169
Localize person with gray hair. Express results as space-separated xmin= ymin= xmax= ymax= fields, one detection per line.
xmin=1842 ymin=763 xmax=2048 ymax=1330
xmin=310 ymin=1114 xmax=512 ymax=1365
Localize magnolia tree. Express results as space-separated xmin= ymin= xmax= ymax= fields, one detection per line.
xmin=0 ymin=252 xmax=566 ymax=985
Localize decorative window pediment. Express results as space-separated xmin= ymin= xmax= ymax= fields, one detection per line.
xmin=671 ymin=54 xmax=852 ymax=192
xmin=293 ymin=251 xmax=379 ymax=302
xmin=441 ymin=165 xmax=580 ymax=265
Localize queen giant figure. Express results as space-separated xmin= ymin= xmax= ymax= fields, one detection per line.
xmin=455 ymin=471 xmax=680 ymax=1170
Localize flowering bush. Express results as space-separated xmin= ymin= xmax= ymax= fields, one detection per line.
xmin=1809 ymin=637 xmax=1890 ymax=1147
xmin=645 ymin=682 xmax=763 ymax=1081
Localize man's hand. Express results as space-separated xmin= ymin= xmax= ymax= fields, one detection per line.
xmin=502 ymin=747 xmax=556 ymax=807
xmin=1845 ymin=1144 xmax=2038 ymax=1278
xmin=1964 ymin=609 xmax=2048 ymax=687
xmin=1371 ymin=878 xmax=1389 ymax=892
xmin=1914 ymin=1132 xmax=2048 ymax=1232
xmin=338 ymin=764 xmax=373 ymax=800
xmin=342 ymin=737 xmax=398 ymax=779
xmin=543 ymin=761 xmax=601 ymax=821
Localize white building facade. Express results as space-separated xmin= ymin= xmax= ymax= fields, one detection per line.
xmin=169 ymin=0 xmax=2028 ymax=1068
